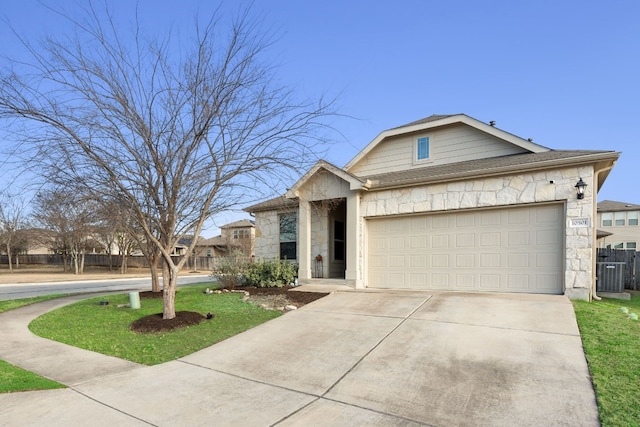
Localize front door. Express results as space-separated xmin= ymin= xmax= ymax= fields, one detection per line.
xmin=330 ymin=218 xmax=346 ymax=278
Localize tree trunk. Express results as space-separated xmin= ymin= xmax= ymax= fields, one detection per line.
xmin=79 ymin=251 xmax=85 ymax=274
xmin=120 ymin=252 xmax=127 ymax=274
xmin=150 ymin=257 xmax=160 ymax=292
xmin=162 ymin=263 xmax=178 ymax=319
xmin=6 ymin=244 xmax=13 ymax=273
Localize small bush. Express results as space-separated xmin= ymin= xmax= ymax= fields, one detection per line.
xmin=211 ymin=252 xmax=250 ymax=289
xmin=245 ymin=259 xmax=297 ymax=288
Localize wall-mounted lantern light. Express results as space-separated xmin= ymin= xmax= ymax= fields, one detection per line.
xmin=575 ymin=178 xmax=587 ymax=200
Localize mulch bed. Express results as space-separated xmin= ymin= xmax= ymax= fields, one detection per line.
xmin=131 ymin=286 xmax=329 ymax=333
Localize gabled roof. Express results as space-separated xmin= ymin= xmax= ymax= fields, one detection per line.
xmin=344 ymin=114 xmax=550 ymax=171
xmin=197 ymin=235 xmax=227 ymax=247
xmin=597 ymin=200 xmax=640 ymax=212
xmin=220 ymin=219 xmax=255 ymax=229
xmin=361 ymin=150 xmax=619 ymax=190
xmin=284 ymin=160 xmax=369 ymax=198
xmin=244 ymin=196 xmax=299 ymax=213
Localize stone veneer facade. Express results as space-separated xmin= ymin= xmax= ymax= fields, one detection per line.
xmin=254 ymin=164 xmax=596 ymax=300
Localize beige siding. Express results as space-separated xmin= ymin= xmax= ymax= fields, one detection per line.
xmin=596 ymin=211 xmax=640 ymax=249
xmin=348 ymin=124 xmax=528 ymax=176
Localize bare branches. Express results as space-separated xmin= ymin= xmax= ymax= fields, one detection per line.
xmin=0 ymin=3 xmax=335 ymax=318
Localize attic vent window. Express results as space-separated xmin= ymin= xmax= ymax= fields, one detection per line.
xmin=417 ymin=136 xmax=430 ymax=161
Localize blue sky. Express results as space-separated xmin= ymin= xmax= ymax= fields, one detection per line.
xmin=1 ymin=1 xmax=638 ymax=236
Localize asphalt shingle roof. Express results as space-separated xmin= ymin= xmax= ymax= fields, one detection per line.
xmin=244 ymin=196 xmax=299 ymax=213
xmin=597 ymin=200 xmax=640 ymax=212
xmin=362 ymin=150 xmax=617 ymax=189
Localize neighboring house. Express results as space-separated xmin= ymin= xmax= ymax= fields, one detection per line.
xmin=245 ymin=114 xmax=620 ymax=300
xmin=196 ymin=219 xmax=255 ymax=258
xmin=596 ymin=200 xmax=640 ymax=250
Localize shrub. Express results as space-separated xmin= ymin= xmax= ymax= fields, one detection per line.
xmin=245 ymin=259 xmax=297 ymax=288
xmin=211 ymin=252 xmax=250 ymax=289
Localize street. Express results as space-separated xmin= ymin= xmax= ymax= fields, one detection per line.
xmin=0 ymin=274 xmax=213 ymax=301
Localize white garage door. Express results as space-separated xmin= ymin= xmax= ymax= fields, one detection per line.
xmin=367 ymin=204 xmax=564 ymax=294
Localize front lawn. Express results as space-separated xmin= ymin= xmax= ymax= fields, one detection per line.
xmin=573 ymin=293 xmax=640 ymax=426
xmin=0 ymin=360 xmax=65 ymax=393
xmin=0 ymin=294 xmax=68 ymax=314
xmin=0 ymin=294 xmax=69 ymax=393
xmin=29 ymin=284 xmax=282 ymax=365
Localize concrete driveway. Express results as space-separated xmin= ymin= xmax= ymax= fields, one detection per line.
xmin=0 ymin=290 xmax=598 ymax=426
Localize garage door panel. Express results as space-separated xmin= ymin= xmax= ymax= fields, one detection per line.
xmin=456 ymin=254 xmax=475 ymax=268
xmin=456 ymin=274 xmax=475 ymax=288
xmin=480 ymin=211 xmax=502 ymax=226
xmin=480 ymin=253 xmax=500 ymax=267
xmin=480 ymin=274 xmax=501 ymax=289
xmin=536 ymin=205 xmax=562 ymax=223
xmin=456 ymin=233 xmax=476 ymax=247
xmin=508 ymin=231 xmax=530 ymax=246
xmin=431 ymin=235 xmax=449 ymax=248
xmin=367 ymin=204 xmax=563 ymax=294
xmin=388 ymin=273 xmax=406 ymax=287
xmin=431 ymin=254 xmax=449 ymax=268
xmin=480 ymin=232 xmax=501 ymax=247
xmin=507 ymin=274 xmax=530 ymax=290
xmin=536 ymin=230 xmax=560 ymax=245
xmin=507 ymin=253 xmax=530 ymax=268
xmin=410 ymin=255 xmax=427 ymax=267
xmin=410 ymin=235 xmax=427 ymax=249
xmin=456 ymin=213 xmax=475 ymax=227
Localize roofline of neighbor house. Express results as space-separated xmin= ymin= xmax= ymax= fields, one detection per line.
xmin=344 ymin=114 xmax=550 ymax=171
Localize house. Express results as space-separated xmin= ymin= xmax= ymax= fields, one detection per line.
xmin=596 ymin=200 xmax=640 ymax=249
xmin=196 ymin=219 xmax=255 ymax=258
xmin=245 ymin=114 xmax=619 ymax=300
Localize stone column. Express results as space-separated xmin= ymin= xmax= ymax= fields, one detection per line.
xmin=345 ymin=192 xmax=363 ymax=288
xmin=298 ymin=198 xmax=312 ymax=280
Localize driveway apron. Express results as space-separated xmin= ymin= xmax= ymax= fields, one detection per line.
xmin=0 ymin=291 xmax=598 ymax=426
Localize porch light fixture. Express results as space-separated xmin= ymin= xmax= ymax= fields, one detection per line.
xmin=575 ymin=178 xmax=587 ymax=200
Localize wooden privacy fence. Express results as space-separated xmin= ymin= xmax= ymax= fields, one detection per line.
xmin=0 ymin=254 xmax=224 ymax=272
xmin=596 ymin=248 xmax=640 ymax=291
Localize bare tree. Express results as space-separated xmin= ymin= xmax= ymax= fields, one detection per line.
xmin=33 ymin=190 xmax=97 ymax=275
xmin=0 ymin=4 xmax=333 ymax=319
xmin=0 ymin=195 xmax=29 ymax=272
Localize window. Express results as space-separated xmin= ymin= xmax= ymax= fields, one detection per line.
xmin=614 ymin=242 xmax=624 ymax=249
xmin=602 ymin=213 xmax=612 ymax=227
xmin=627 ymin=242 xmax=637 ymax=250
xmin=233 ymin=229 xmax=249 ymax=239
xmin=629 ymin=212 xmax=639 ymax=226
xmin=206 ymin=249 xmax=212 ymax=257
xmin=333 ymin=220 xmax=345 ymax=261
xmin=416 ymin=136 xmax=429 ymax=161
xmin=615 ymin=212 xmax=626 ymax=226
xmin=279 ymin=213 xmax=297 ymax=260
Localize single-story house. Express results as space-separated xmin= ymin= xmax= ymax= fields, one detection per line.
xmin=245 ymin=114 xmax=620 ymax=300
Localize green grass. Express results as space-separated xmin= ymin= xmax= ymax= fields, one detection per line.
xmin=573 ymin=294 xmax=640 ymax=426
xmin=0 ymin=294 xmax=70 ymax=393
xmin=29 ymin=285 xmax=282 ymax=365
xmin=0 ymin=294 xmax=68 ymax=314
xmin=0 ymin=360 xmax=65 ymax=393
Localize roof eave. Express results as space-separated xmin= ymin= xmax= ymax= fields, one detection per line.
xmin=367 ymin=152 xmax=620 ymax=191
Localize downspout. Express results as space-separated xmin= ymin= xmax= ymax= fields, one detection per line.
xmin=591 ymin=163 xmax=615 ymax=301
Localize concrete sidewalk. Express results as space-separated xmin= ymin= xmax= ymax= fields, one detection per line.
xmin=0 ymin=291 xmax=599 ymax=426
